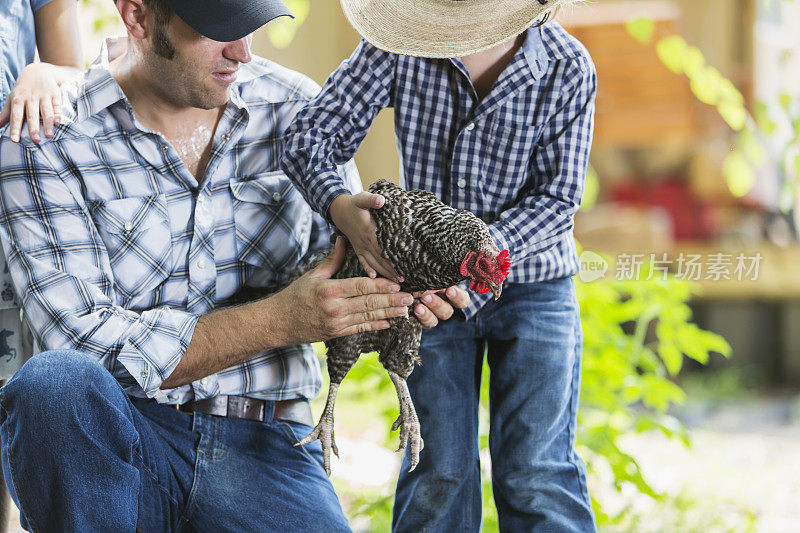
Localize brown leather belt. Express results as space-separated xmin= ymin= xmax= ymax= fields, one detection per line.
xmin=177 ymin=395 xmax=313 ymax=426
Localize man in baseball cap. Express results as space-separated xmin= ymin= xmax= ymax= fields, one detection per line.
xmin=0 ymin=0 xmax=473 ymax=530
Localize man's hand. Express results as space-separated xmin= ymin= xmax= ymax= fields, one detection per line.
xmin=328 ymin=192 xmax=402 ymax=282
xmin=0 ymin=63 xmax=77 ymax=143
xmin=270 ymin=237 xmax=413 ymax=343
xmin=413 ymin=286 xmax=470 ymax=329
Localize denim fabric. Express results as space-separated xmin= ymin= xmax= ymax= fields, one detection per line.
xmin=0 ymin=350 xmax=351 ymax=532
xmin=392 ymin=278 xmax=595 ymax=532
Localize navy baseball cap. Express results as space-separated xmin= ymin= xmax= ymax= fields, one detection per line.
xmin=163 ymin=0 xmax=294 ymax=42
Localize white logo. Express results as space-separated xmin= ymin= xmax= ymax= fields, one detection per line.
xmin=579 ymin=250 xmax=608 ymax=283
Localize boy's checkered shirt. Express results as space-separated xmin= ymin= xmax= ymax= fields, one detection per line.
xmin=0 ymin=38 xmax=360 ymax=404
xmin=283 ymin=23 xmax=597 ymax=318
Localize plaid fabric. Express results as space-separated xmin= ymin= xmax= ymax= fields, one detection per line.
xmin=283 ymin=23 xmax=597 ymax=318
xmin=0 ymin=38 xmax=360 ymax=404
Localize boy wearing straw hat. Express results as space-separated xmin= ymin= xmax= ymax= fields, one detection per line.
xmin=283 ymin=0 xmax=597 ymax=531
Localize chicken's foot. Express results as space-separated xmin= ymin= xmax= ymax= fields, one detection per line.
xmin=388 ymin=371 xmax=424 ymax=471
xmin=295 ymin=381 xmax=340 ymax=476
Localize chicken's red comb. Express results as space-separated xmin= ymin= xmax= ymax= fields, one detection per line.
xmin=497 ymin=249 xmax=511 ymax=279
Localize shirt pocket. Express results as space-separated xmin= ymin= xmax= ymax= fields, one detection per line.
xmin=481 ymin=117 xmax=543 ymax=202
xmin=229 ymin=170 xmax=313 ymax=271
xmin=91 ymin=193 xmax=174 ymax=299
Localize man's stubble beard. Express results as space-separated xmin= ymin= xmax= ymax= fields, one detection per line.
xmin=145 ymin=31 xmax=230 ymax=111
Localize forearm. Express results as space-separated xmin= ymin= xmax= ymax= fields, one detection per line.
xmin=282 ymin=40 xmax=396 ymax=217
xmin=34 ymin=0 xmax=83 ymax=69
xmin=161 ymin=296 xmax=291 ymax=389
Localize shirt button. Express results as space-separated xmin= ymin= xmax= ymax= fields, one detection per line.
xmin=161 ymin=144 xmax=168 ymax=152
xmin=197 ymin=260 xmax=207 ymax=269
xmin=124 ymin=221 xmax=134 ymax=232
xmin=457 ymin=178 xmax=467 ymax=188
xmin=140 ymin=369 xmax=149 ymax=378
xmin=200 ymin=377 xmax=209 ymax=386
xmin=465 ymin=123 xmax=475 ymax=131
xmin=197 ymin=195 xmax=205 ymax=205
xmin=221 ymin=133 xmax=231 ymax=142
xmin=272 ymin=192 xmax=282 ymax=203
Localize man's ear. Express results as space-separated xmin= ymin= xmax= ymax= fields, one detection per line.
xmin=116 ymin=0 xmax=149 ymax=40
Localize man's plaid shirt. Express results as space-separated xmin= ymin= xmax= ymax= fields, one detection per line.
xmin=283 ymin=23 xmax=597 ymax=319
xmin=0 ymin=38 xmax=359 ymax=404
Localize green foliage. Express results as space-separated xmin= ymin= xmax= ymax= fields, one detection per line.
xmin=576 ymin=261 xmax=730 ymax=524
xmin=627 ymin=10 xmax=800 ymax=210
xmin=625 ymin=17 xmax=656 ymax=44
xmin=582 ymin=164 xmax=600 ymax=211
xmin=607 ymin=488 xmax=757 ymax=533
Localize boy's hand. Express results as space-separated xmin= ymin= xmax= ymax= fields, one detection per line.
xmin=414 ymin=286 xmax=470 ymax=328
xmin=0 ymin=63 xmax=69 ymax=144
xmin=328 ymin=192 xmax=403 ymax=282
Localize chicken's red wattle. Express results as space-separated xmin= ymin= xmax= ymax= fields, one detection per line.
xmin=460 ymin=249 xmax=511 ymax=294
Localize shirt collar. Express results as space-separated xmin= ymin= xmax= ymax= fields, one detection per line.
xmin=447 ymin=25 xmax=550 ymax=90
xmin=75 ymin=37 xmax=129 ymax=122
xmin=75 ymin=36 xmax=250 ymax=124
xmin=522 ymin=25 xmax=550 ymax=80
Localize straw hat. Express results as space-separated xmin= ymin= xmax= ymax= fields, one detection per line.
xmin=339 ymin=0 xmax=573 ymax=58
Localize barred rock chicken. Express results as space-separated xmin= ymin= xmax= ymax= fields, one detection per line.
xmin=295 ymin=180 xmax=511 ymax=475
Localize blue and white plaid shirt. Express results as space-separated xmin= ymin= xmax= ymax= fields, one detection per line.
xmin=0 ymin=38 xmax=360 ymax=404
xmin=283 ymin=23 xmax=597 ymax=318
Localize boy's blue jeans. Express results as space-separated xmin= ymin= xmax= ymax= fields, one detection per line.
xmin=393 ymin=278 xmax=596 ymax=532
xmin=0 ymin=350 xmax=351 ymax=532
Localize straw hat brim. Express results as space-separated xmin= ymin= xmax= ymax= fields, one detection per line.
xmin=340 ymin=0 xmax=571 ymax=58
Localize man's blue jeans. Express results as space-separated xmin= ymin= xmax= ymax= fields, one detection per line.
xmin=392 ymin=278 xmax=596 ymax=532
xmin=0 ymin=350 xmax=351 ymax=532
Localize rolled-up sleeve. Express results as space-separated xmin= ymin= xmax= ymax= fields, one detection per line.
xmin=0 ymin=139 xmax=198 ymax=401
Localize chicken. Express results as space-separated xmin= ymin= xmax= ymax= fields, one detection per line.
xmin=295 ymin=180 xmax=511 ymax=475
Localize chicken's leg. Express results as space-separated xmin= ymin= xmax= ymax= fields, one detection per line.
xmin=295 ymin=381 xmax=341 ymax=476
xmin=388 ymin=371 xmax=424 ymax=471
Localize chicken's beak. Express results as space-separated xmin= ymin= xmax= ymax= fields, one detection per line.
xmin=490 ymin=283 xmax=502 ymax=300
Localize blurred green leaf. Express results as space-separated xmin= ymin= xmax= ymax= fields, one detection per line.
xmin=266 ymin=0 xmax=311 ymax=49
xmin=739 ymin=129 xmax=767 ymax=166
xmin=718 ymin=101 xmax=747 ymax=131
xmin=625 ymin=16 xmax=657 ymax=44
xmin=779 ymin=92 xmax=793 ymax=111
xmin=583 ymin=165 xmax=600 ymax=211
xmin=655 ymin=36 xmax=688 ymax=74
xmin=723 ymin=150 xmax=756 ymax=197
xmin=754 ymin=101 xmax=778 ymax=136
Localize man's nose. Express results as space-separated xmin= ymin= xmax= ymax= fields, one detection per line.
xmin=223 ymin=37 xmax=252 ymax=64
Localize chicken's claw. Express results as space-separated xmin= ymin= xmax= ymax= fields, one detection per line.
xmin=295 ymin=382 xmax=340 ymax=476
xmin=295 ymin=419 xmax=339 ymax=476
xmin=389 ymin=371 xmax=425 ymax=471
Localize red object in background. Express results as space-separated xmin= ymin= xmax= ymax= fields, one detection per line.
xmin=611 ymin=179 xmax=718 ymax=241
